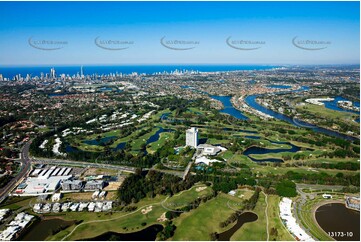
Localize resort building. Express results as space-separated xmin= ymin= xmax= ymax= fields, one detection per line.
xmin=186 ymin=127 xmax=198 ymax=148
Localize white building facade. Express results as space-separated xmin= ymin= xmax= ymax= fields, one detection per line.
xmin=186 ymin=127 xmax=198 ymax=148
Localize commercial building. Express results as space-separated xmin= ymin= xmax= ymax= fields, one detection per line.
xmin=15 ymin=175 xmax=71 ymax=195
xmin=84 ymin=180 xmax=104 ymax=191
xmin=186 ymin=127 xmax=198 ymax=148
xmin=62 ymin=180 xmax=83 ymax=191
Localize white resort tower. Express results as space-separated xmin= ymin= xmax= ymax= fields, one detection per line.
xmin=186 ymin=127 xmax=198 ymax=148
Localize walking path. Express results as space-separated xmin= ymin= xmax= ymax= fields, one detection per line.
xmin=62 ymin=183 xmax=207 ymax=241
xmin=61 ymin=200 xmax=163 ymax=241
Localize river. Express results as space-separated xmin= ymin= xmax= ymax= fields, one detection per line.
xmin=243 ymin=92 xmax=357 ymax=141
xmin=211 ymin=95 xmax=249 ymax=120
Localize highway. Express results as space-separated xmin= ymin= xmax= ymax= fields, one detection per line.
xmin=0 ymin=141 xmax=32 ymax=203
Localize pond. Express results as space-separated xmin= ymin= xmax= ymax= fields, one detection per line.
xmin=83 ymin=224 xmax=163 ymax=241
xmin=83 ymin=136 xmax=117 ymax=146
xmin=315 ymin=203 xmax=360 ymax=241
xmin=217 ymin=212 xmax=258 ymax=240
xmin=20 ymin=218 xmax=75 ymax=241
xmin=244 ymin=135 xmax=261 ymax=140
xmin=242 ymin=140 xmax=308 ymax=163
xmin=146 ymin=127 xmax=174 ymax=145
xmin=113 ymin=142 xmax=126 ymax=151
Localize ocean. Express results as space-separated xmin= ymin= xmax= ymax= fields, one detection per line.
xmin=0 ymin=65 xmax=279 ymax=79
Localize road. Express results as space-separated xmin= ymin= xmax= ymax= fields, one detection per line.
xmin=293 ymin=183 xmax=344 ymax=241
xmin=0 ymin=141 xmax=32 ymax=203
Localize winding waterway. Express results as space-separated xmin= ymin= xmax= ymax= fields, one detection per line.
xmin=242 ymin=87 xmax=358 ymax=141
xmin=211 ymin=95 xmax=249 ymax=120
xmin=209 ymin=86 xmax=357 ymax=141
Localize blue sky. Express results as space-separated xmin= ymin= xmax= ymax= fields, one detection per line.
xmin=0 ymin=1 xmax=359 ymax=65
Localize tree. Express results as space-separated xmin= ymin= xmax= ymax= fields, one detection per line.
xmin=276 ymin=180 xmax=297 ymax=197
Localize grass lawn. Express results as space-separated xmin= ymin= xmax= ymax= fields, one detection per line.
xmin=230 ymin=192 xmax=267 ymax=241
xmin=163 ymin=184 xmax=212 ymax=210
xmin=267 ymin=195 xmax=295 ymax=241
xmin=0 ymin=196 xmax=35 ymax=210
xmin=48 ymin=195 xmax=168 ymax=241
xmin=298 ymin=104 xmax=357 ymax=124
xmin=147 ymin=132 xmax=174 ymax=154
xmin=294 ymin=194 xmax=354 ymax=241
xmin=172 ymin=193 xmax=244 ymax=241
xmin=47 ymin=184 xmax=213 ymax=241
xmin=130 ymin=127 xmax=159 ymax=152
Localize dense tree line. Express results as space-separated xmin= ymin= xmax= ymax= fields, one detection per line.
xmin=157 ymin=221 xmax=176 ymax=240
xmin=118 ymin=170 xmax=198 ymax=204
xmin=276 ymin=180 xmax=297 ymax=197
xmin=282 ymin=171 xmax=359 ymax=187
xmin=309 ymin=161 xmax=359 ymax=171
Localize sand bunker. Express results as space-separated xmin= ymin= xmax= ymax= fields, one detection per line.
xmin=141 ymin=205 xmax=153 ymax=214
xmin=196 ymin=186 xmax=207 ymax=192
xmin=157 ymin=212 xmax=168 ymax=222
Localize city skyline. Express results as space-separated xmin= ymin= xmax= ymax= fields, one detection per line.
xmin=0 ymin=1 xmax=359 ymax=65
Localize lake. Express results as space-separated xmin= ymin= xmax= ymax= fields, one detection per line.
xmin=316 ymin=203 xmax=360 ymax=241
xmin=146 ymin=127 xmax=174 ymax=145
xmin=218 ymin=212 xmax=258 ymax=240
xmin=83 ymin=136 xmax=117 ymax=145
xmin=20 ymin=218 xmax=75 ymax=241
xmin=83 ymin=224 xmax=163 ymax=241
xmin=242 ymin=140 xmax=305 ymax=163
